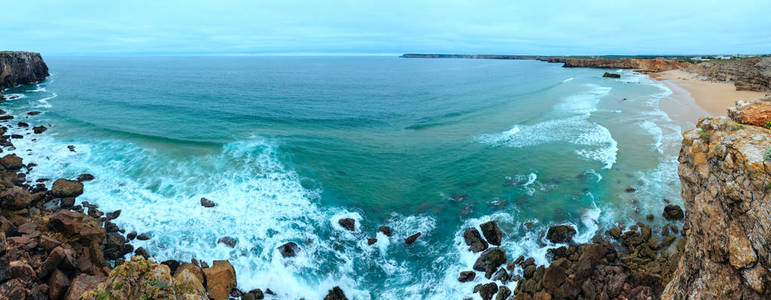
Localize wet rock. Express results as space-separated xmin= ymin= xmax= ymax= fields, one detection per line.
xmin=662 ymin=205 xmax=684 ymax=220
xmin=0 ymin=154 xmax=23 ymax=170
xmin=625 ymin=187 xmax=636 ymax=192
xmin=200 ymin=197 xmax=216 ymax=207
xmin=127 ymin=231 xmax=137 ymax=240
xmin=67 ymin=145 xmax=75 ymax=152
xmin=480 ymin=220 xmax=502 ymax=246
xmin=496 ymin=286 xmax=512 ymax=300
xmin=278 ymin=242 xmax=300 ymax=257
xmin=405 ymin=232 xmax=421 ymax=245
xmin=367 ymin=238 xmax=377 ymax=245
xmin=458 ymin=270 xmax=476 ymax=282
xmin=473 ymin=247 xmax=507 ymax=278
xmin=203 ymin=260 xmax=237 ymax=300
xmin=244 ymin=288 xmax=265 ymax=300
xmin=27 ymin=111 xmax=41 ymax=116
xmin=51 ymin=179 xmax=83 ymax=198
xmin=104 ymin=232 xmax=132 ymax=260
xmin=136 ymin=233 xmax=151 ymax=240
xmin=17 ymin=122 xmax=28 ymax=127
xmin=473 ymin=282 xmax=498 ymax=300
xmin=646 ymin=214 xmax=654 ymax=221
xmin=546 ymin=224 xmax=576 ymax=243
xmin=323 ymin=286 xmax=348 ymax=300
xmin=492 ymin=268 xmax=510 ymax=283
xmin=60 ymin=197 xmax=75 ymax=208
xmin=338 ymin=218 xmax=355 ymax=231
xmin=134 ymin=247 xmax=149 ymax=259
xmin=378 ymin=225 xmax=392 ymax=236
xmin=463 ymin=227 xmax=489 ymax=253
xmin=218 ymin=236 xmax=238 ymax=248
xmin=10 ymin=134 xmax=23 ymax=139
xmin=105 ymin=210 xmax=121 ymax=220
xmin=76 ymin=173 xmax=95 ymax=182
xmin=603 ymin=72 xmax=621 ymax=78
xmin=32 ymin=125 xmax=47 ymax=134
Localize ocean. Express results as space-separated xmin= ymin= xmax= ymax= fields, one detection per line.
xmin=2 ymin=56 xmax=683 ymax=298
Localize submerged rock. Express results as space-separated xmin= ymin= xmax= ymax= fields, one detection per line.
xmin=546 ymin=224 xmax=576 ymax=243
xmin=662 ymin=205 xmax=684 ymax=220
xmin=278 ymin=242 xmax=300 ymax=257
xmin=458 ymin=270 xmax=476 ymax=282
xmin=338 ymin=218 xmax=355 ymax=231
xmin=404 ymin=232 xmax=421 ymax=245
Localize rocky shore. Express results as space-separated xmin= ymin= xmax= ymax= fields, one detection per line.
xmin=0 ymin=51 xmax=49 ymax=100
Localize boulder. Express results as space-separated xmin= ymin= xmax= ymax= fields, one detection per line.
xmin=405 ymin=232 xmax=421 ymax=245
xmin=174 ymin=267 xmax=207 ymax=298
xmin=244 ymin=289 xmax=265 ymax=300
xmin=338 ymin=218 xmax=355 ymax=231
xmin=64 ymin=273 xmax=105 ymax=300
xmin=51 ymin=179 xmax=84 ymax=198
xmin=48 ymin=269 xmax=71 ymax=300
xmin=323 ymin=286 xmax=348 ymax=300
xmin=8 ymin=260 xmax=36 ymax=281
xmin=662 ymin=205 xmax=684 ymax=220
xmin=463 ymin=227 xmax=489 ymax=253
xmin=0 ymin=186 xmax=32 ymax=210
xmin=378 ymin=225 xmax=392 ymax=236
xmin=136 ymin=233 xmax=151 ymax=240
xmin=32 ymin=125 xmax=47 ymax=134
xmin=473 ymin=248 xmax=507 ymax=278
xmin=458 ymin=270 xmax=476 ymax=282
xmin=603 ymin=72 xmax=621 ymax=78
xmin=474 ymin=282 xmax=499 ymax=300
xmin=497 ymin=286 xmax=512 ymax=300
xmin=37 ymin=246 xmax=67 ymax=279
xmin=49 ymin=210 xmax=84 ymax=235
xmin=0 ymin=154 xmax=23 ymax=170
xmin=278 ymin=242 xmax=300 ymax=257
xmin=218 ymin=236 xmax=238 ymax=248
xmin=77 ymin=173 xmax=95 ymax=182
xmin=367 ymin=238 xmax=377 ymax=245
xmin=480 ymin=220 xmax=502 ymax=245
xmin=202 ymin=260 xmax=237 ymax=300
xmin=175 ymin=263 xmax=205 ymax=285
xmin=546 ymin=225 xmax=576 ymax=243
xmin=200 ymin=197 xmax=216 ymax=207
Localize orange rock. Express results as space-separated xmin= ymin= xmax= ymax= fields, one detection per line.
xmin=202 ymin=260 xmax=237 ymax=300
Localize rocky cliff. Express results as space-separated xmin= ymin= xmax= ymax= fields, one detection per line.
xmin=662 ymin=100 xmax=770 ymax=298
xmin=688 ymin=58 xmax=771 ymax=92
xmin=562 ymin=58 xmax=688 ymax=72
xmin=0 ymin=51 xmax=49 ymax=100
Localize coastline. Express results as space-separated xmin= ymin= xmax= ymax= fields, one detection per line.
xmin=652 ymin=70 xmax=769 ymax=122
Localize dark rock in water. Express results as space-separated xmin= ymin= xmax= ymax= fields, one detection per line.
xmin=10 ymin=134 xmax=22 ymax=139
xmin=458 ymin=270 xmax=476 ymax=282
xmin=492 ymin=268 xmax=510 ymax=283
xmin=127 ymin=231 xmax=137 ymax=240
xmin=603 ymin=72 xmax=621 ymax=78
xmin=625 ymin=187 xmax=636 ymax=192
xmin=105 ymin=210 xmax=121 ymax=220
xmin=606 ymin=227 xmax=622 ymax=239
xmin=367 ymin=238 xmax=377 ymax=245
xmin=27 ymin=111 xmax=41 ymax=116
xmin=76 ymin=173 xmax=95 ymax=182
xmin=662 ymin=205 xmax=684 ymax=220
xmin=265 ymin=288 xmax=275 ymax=295
xmin=244 ymin=289 xmax=264 ymax=300
xmin=17 ymin=122 xmax=28 ymax=127
xmin=404 ymin=232 xmax=421 ymax=245
xmin=463 ymin=227 xmax=489 ymax=253
xmin=0 ymin=115 xmax=14 ymax=120
xmin=104 ymin=221 xmax=119 ymax=233
xmin=473 ymin=282 xmax=498 ymax=300
xmin=59 ymin=197 xmax=75 ymax=208
xmin=32 ymin=126 xmax=46 ymax=134
xmin=103 ymin=232 xmax=132 ymax=260
xmin=136 ymin=233 xmax=151 ymax=240
xmin=473 ymin=247 xmax=507 ymax=278
xmin=480 ymin=221 xmax=502 ymax=246
xmin=378 ymin=225 xmax=392 ymax=236
xmin=646 ymin=214 xmax=654 ymax=221
xmin=218 ymin=236 xmax=237 ymax=248
xmin=278 ymin=242 xmax=300 ymax=257
xmin=0 ymin=154 xmax=24 ymax=170
xmin=200 ymin=197 xmax=216 ymax=207
xmin=67 ymin=145 xmax=76 ymax=152
xmin=338 ymin=218 xmax=355 ymax=231
xmin=323 ymin=286 xmax=348 ymax=300
xmin=496 ymin=286 xmax=511 ymax=300
xmin=134 ymin=247 xmax=149 ymax=259
xmin=161 ymin=260 xmax=181 ymax=274
xmin=546 ymin=224 xmax=576 ymax=243
xmin=51 ymin=179 xmax=83 ymax=198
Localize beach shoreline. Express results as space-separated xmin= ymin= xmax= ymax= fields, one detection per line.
xmin=651 ymin=70 xmax=769 ymax=126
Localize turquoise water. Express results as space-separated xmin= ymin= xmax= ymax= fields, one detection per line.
xmin=2 ymin=57 xmax=682 ymax=298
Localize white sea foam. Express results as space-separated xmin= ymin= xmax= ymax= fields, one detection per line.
xmin=562 ymin=77 xmax=574 ymax=83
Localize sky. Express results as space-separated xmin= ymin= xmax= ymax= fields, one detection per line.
xmin=3 ymin=0 xmax=770 ymax=56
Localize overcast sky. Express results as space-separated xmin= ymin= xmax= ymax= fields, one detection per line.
xmin=3 ymin=0 xmax=770 ymax=56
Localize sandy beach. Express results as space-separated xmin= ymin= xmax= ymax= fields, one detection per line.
xmin=653 ymin=70 xmax=769 ymax=118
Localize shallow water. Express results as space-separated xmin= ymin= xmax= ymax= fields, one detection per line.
xmin=3 ymin=57 xmax=682 ymax=298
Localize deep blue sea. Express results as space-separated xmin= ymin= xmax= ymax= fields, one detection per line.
xmin=2 ymin=56 xmax=683 ymax=298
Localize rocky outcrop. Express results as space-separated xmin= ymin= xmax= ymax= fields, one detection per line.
xmin=688 ymin=57 xmax=771 ymax=92
xmin=728 ymin=97 xmax=771 ymax=127
xmin=0 ymin=51 xmax=49 ymax=92
xmin=662 ymin=102 xmax=771 ymax=298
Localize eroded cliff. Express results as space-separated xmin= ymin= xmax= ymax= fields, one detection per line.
xmin=663 ymin=100 xmax=770 ymax=299
xmin=0 ymin=51 xmax=49 ymax=100
xmin=562 ymin=58 xmax=688 ymax=72
xmin=688 ymin=57 xmax=771 ymax=92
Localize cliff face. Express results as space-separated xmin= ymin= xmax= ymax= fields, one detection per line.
xmin=663 ymin=101 xmax=770 ymax=298
xmin=0 ymin=51 xmax=49 ymax=99
xmin=688 ymin=58 xmax=771 ymax=92
xmin=562 ymin=58 xmax=688 ymax=72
